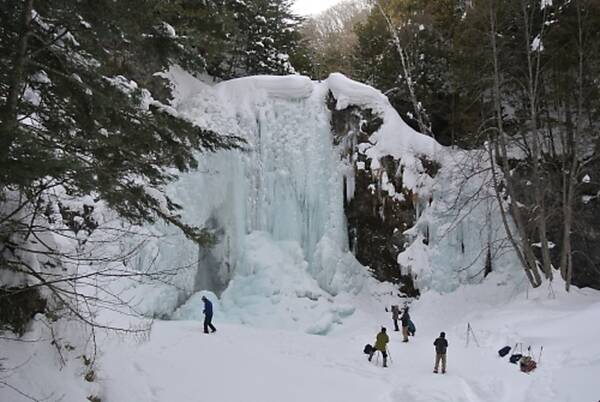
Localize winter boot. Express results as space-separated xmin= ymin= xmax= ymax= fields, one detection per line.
xmin=433 ymin=368 xmax=438 ymax=373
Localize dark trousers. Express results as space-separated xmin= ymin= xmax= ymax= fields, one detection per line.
xmin=368 ymin=349 xmax=388 ymax=367
xmin=434 ymin=353 xmax=447 ymax=372
xmin=393 ymin=319 xmax=399 ymax=331
xmin=204 ymin=314 xmax=216 ymax=333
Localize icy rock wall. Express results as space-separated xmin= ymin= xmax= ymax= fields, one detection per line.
xmin=130 ymin=71 xmax=374 ymax=330
xmin=131 ymin=69 xmax=522 ymax=327
xmin=324 ymin=75 xmax=522 ymax=294
xmin=397 ymin=150 xmax=522 ymax=292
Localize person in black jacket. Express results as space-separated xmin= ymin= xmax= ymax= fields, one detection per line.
xmin=400 ymin=307 xmax=411 ymax=342
xmin=433 ymin=332 xmax=448 ymax=373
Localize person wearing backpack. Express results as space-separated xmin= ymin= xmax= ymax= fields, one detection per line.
xmin=401 ymin=307 xmax=411 ymax=342
xmin=202 ymin=296 xmax=216 ymax=334
xmin=368 ymin=327 xmax=390 ymax=367
xmin=433 ymin=332 xmax=448 ymax=373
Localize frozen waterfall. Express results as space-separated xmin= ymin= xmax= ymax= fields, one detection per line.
xmin=127 ymin=70 xmax=521 ymax=332
xmin=128 ymin=73 xmax=381 ymax=331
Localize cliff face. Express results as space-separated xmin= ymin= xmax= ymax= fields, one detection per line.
xmin=329 ymin=85 xmax=600 ymax=292
xmin=328 ymin=92 xmax=439 ymax=296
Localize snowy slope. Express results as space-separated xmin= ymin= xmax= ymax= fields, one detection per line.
xmin=88 ymin=280 xmax=600 ymax=402
xmin=5 ymin=279 xmax=598 ymax=402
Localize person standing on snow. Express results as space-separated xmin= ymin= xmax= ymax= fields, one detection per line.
xmin=201 ymin=296 xmax=216 ymax=334
xmin=401 ymin=307 xmax=411 ymax=342
xmin=433 ymin=332 xmax=448 ymax=373
xmin=368 ymin=327 xmax=390 ymax=367
xmin=391 ymin=305 xmax=400 ymax=331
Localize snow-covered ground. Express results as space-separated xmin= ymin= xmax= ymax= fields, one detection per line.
xmin=3 ymin=278 xmax=600 ymax=402
xmin=97 ymin=281 xmax=600 ymax=402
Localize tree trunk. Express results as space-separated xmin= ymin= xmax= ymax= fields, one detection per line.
xmin=520 ymin=0 xmax=553 ymax=280
xmin=561 ymin=166 xmax=576 ymax=291
xmin=0 ymin=0 xmax=35 ymax=160
xmin=2 ymin=0 xmax=34 ymax=123
xmin=488 ymin=0 xmax=542 ymax=288
xmin=373 ymin=0 xmax=433 ymax=138
xmin=562 ymin=2 xmax=586 ymax=292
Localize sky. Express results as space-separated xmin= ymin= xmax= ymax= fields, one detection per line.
xmin=292 ymin=0 xmax=343 ymax=15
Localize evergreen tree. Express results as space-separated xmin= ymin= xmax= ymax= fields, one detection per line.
xmin=0 ymin=0 xmax=241 ymax=242
xmin=0 ymin=0 xmax=241 ymax=237
xmin=0 ymin=0 xmax=243 ymax=334
xmin=224 ymin=0 xmax=307 ymax=76
xmin=158 ymin=0 xmax=310 ymax=79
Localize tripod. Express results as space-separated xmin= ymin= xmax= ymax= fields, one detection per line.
xmin=466 ymin=322 xmax=480 ymax=347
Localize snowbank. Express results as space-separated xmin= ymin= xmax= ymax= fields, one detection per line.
xmin=216 ymin=74 xmax=314 ymax=100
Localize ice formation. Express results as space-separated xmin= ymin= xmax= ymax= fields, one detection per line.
xmin=128 ymin=68 xmax=521 ymax=332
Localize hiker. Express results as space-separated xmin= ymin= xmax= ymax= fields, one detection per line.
xmin=391 ymin=305 xmax=400 ymax=331
xmin=433 ymin=332 xmax=448 ymax=374
xmin=368 ymin=327 xmax=390 ymax=367
xmin=401 ymin=307 xmax=411 ymax=342
xmin=201 ymin=295 xmax=216 ymax=334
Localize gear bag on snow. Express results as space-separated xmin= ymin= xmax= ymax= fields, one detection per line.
xmin=363 ymin=344 xmax=374 ymax=355
xmin=509 ymin=353 xmax=523 ymax=364
xmin=498 ymin=346 xmax=511 ymax=357
xmin=520 ymin=356 xmax=537 ymax=373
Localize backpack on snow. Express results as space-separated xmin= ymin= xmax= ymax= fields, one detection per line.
xmin=520 ymin=356 xmax=537 ymax=373
xmin=509 ymin=342 xmax=526 ymax=363
xmin=498 ymin=346 xmax=511 ymax=357
xmin=363 ymin=344 xmax=374 ymax=355
xmin=509 ymin=353 xmax=523 ymax=364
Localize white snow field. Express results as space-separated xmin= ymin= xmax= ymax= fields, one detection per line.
xmin=99 ymin=282 xmax=600 ymax=402
xmin=2 ymin=72 xmax=599 ymax=401
xmin=3 ymin=280 xmax=599 ymax=402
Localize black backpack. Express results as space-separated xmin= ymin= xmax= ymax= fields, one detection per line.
xmin=509 ymin=354 xmax=523 ymax=364
xmin=498 ymin=346 xmax=511 ymax=357
xmin=363 ymin=344 xmax=373 ymax=355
